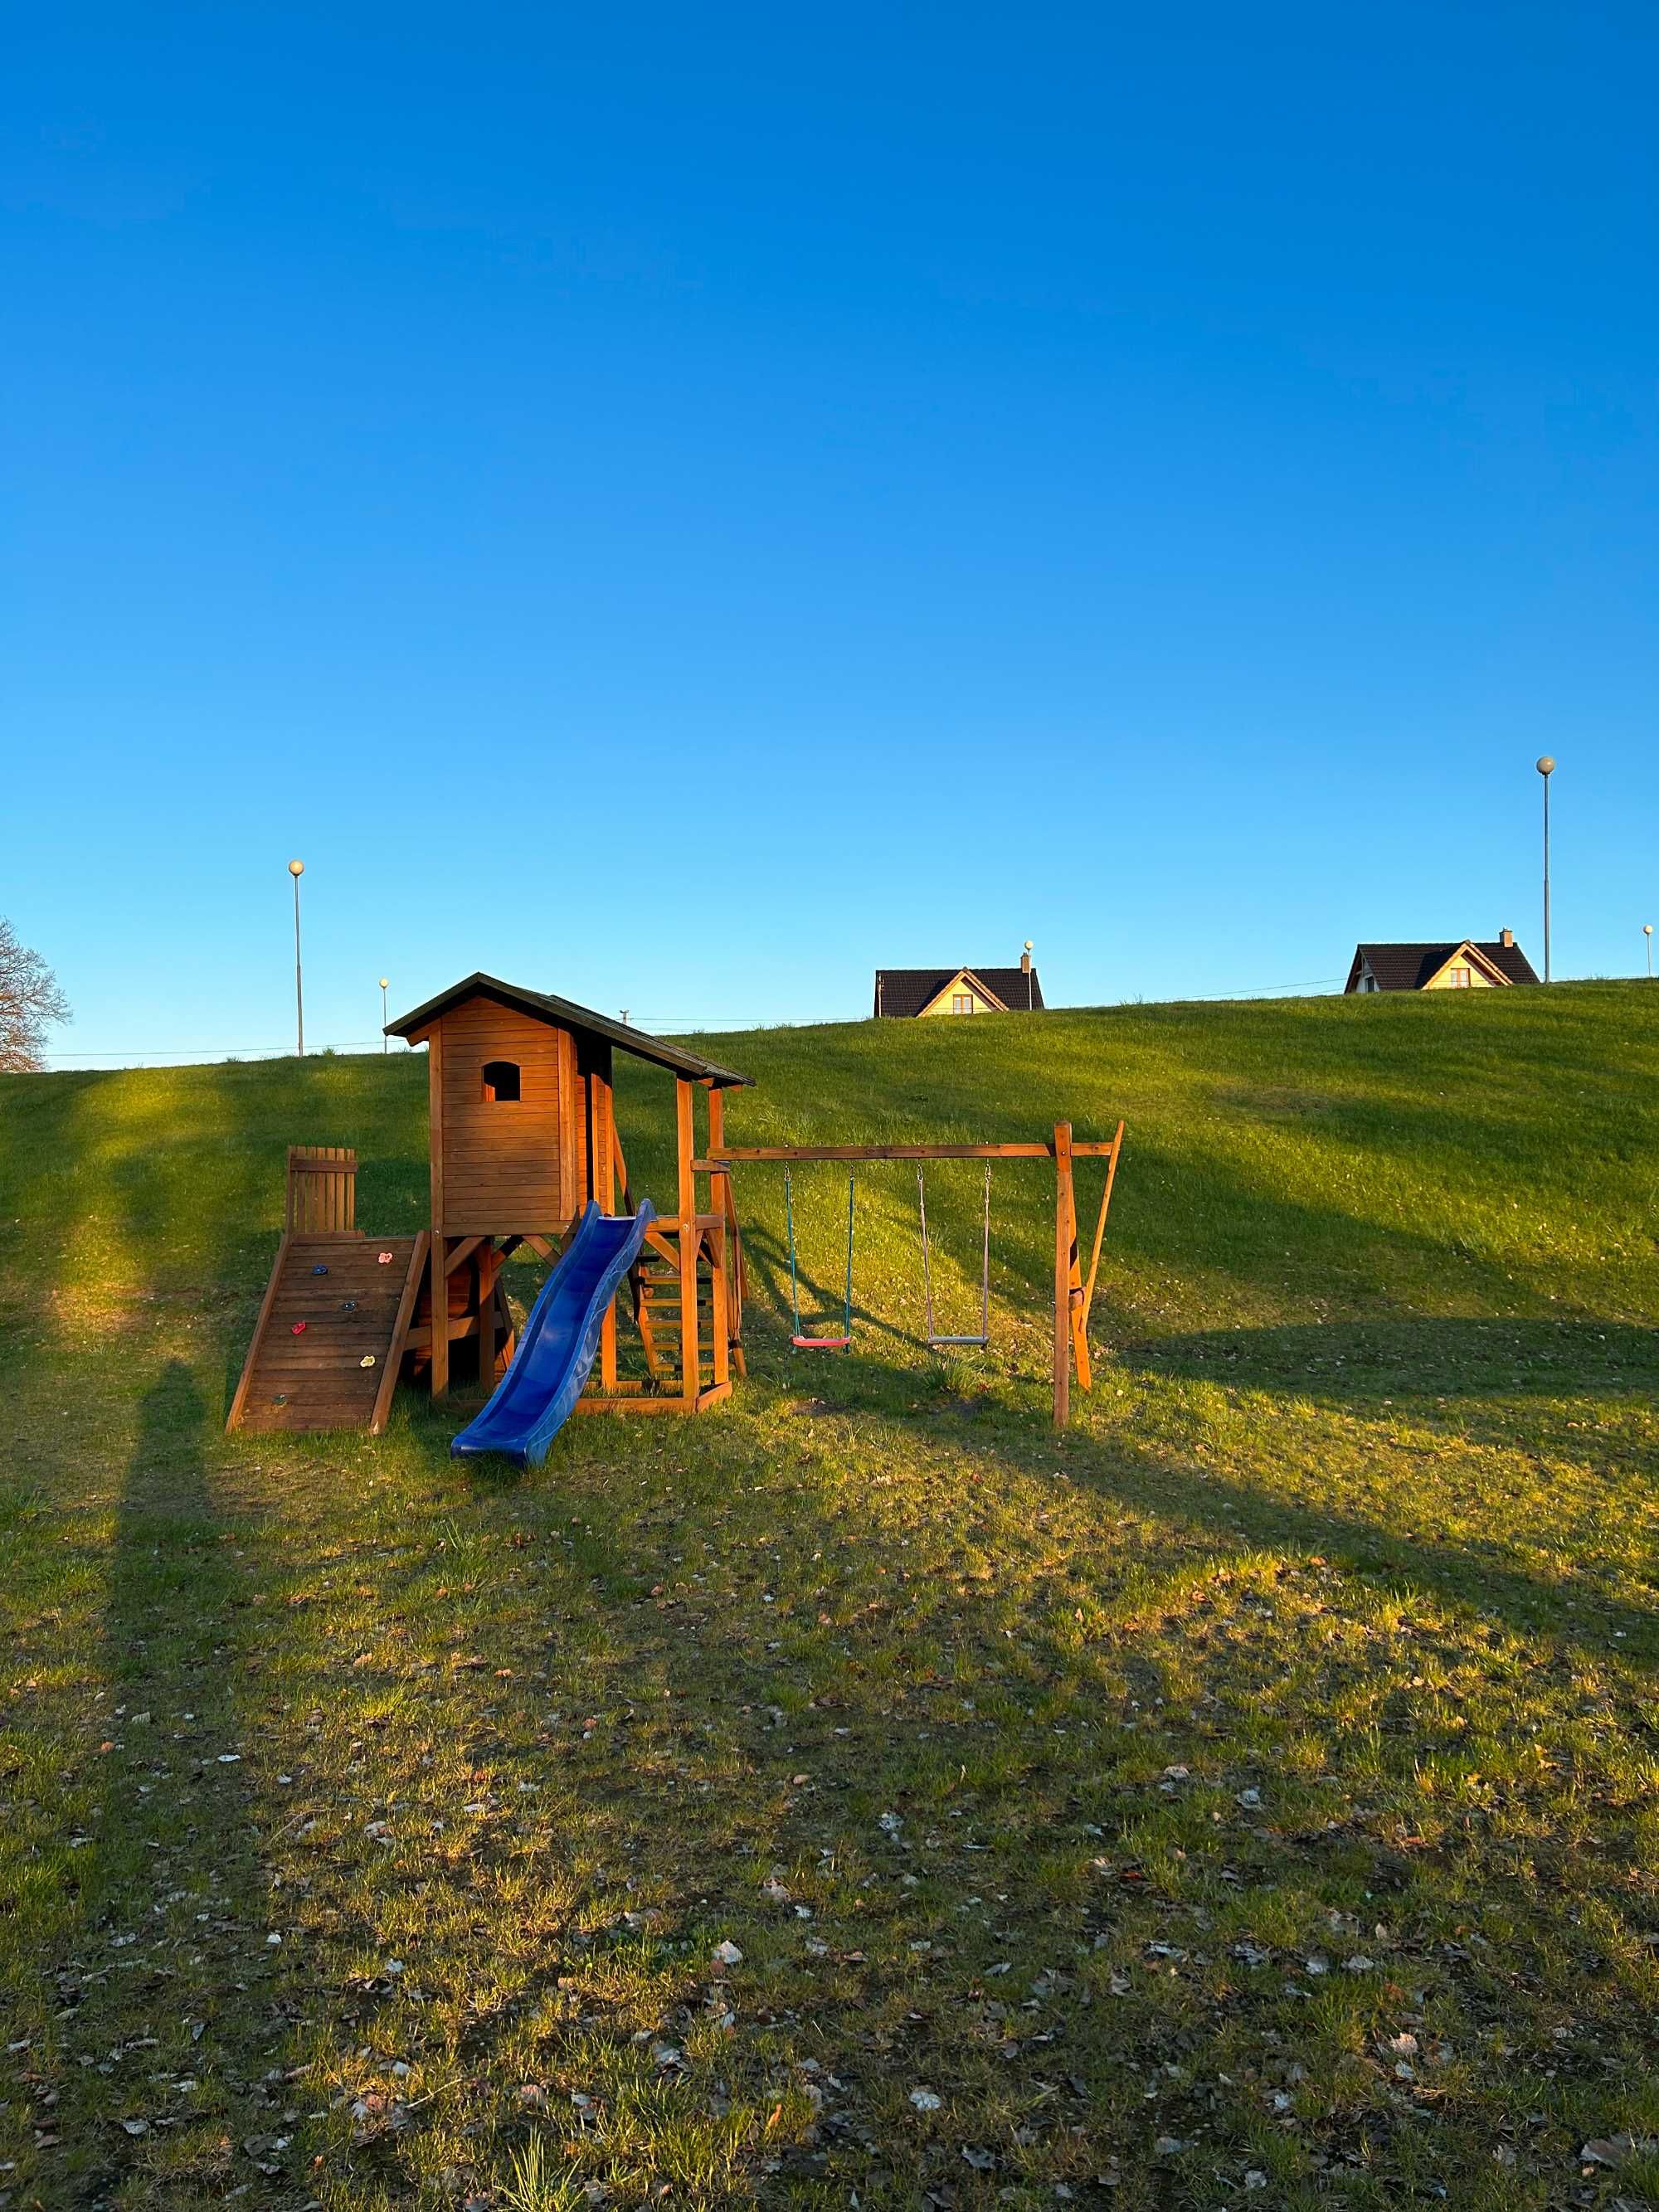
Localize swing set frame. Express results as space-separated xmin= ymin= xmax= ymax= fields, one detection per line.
xmin=701 ymin=1120 xmax=1125 ymax=1427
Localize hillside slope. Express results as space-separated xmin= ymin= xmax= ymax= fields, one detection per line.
xmin=4 ymin=979 xmax=1656 ymax=1350
xmin=2 ymin=983 xmax=1657 ymax=2211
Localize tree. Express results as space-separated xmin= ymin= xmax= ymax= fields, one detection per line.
xmin=0 ymin=920 xmax=71 ymax=1072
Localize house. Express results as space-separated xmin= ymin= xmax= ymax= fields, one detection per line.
xmin=874 ymin=952 xmax=1044 ymax=1018
xmin=1345 ymin=930 xmax=1540 ymax=994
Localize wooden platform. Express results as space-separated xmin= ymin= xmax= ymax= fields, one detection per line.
xmin=226 ymin=1231 xmax=428 ymax=1435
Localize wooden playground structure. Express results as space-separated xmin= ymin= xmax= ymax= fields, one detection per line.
xmin=707 ymin=1122 xmax=1123 ymax=1427
xmin=227 ymin=974 xmax=1125 ymax=1437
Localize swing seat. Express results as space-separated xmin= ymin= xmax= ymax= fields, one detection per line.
xmin=792 ymin=1331 xmax=852 ymax=1351
xmin=927 ymin=1332 xmax=989 ymax=1349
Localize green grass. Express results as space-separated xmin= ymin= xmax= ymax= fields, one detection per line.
xmin=2 ymin=982 xmax=1657 ymax=2210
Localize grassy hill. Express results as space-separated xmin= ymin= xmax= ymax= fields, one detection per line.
xmin=2 ymin=984 xmax=1657 ymax=2209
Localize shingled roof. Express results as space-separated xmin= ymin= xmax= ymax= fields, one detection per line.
xmin=1345 ymin=939 xmax=1540 ymax=992
xmin=873 ymin=965 xmax=1045 ymax=1018
xmin=386 ymin=974 xmax=752 ymax=1086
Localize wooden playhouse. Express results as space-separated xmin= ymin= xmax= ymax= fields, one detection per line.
xmin=226 ymin=976 xmax=749 ymax=1433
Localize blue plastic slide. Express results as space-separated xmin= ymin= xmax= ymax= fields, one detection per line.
xmin=450 ymin=1201 xmax=656 ymax=1467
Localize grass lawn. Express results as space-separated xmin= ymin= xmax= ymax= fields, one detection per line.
xmin=2 ymin=981 xmax=1657 ymax=2210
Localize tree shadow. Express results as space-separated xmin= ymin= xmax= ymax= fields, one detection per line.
xmin=1119 ymin=1315 xmax=1659 ymax=1463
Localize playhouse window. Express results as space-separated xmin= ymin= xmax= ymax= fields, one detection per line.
xmin=481 ymin=1059 xmax=521 ymax=1103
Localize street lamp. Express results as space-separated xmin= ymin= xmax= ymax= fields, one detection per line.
xmin=288 ymin=859 xmax=305 ymax=1054
xmin=1644 ymin=925 xmax=1653 ymax=980
xmin=379 ymin=977 xmax=390 ymax=1051
xmin=1023 ymin=940 xmax=1035 ymax=1011
xmin=1535 ymin=757 xmax=1554 ymax=983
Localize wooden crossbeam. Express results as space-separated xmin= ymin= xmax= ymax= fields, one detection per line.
xmin=703 ymin=1140 xmax=1120 ymax=1163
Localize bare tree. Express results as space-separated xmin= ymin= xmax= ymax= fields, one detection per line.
xmin=0 ymin=920 xmax=71 ymax=1072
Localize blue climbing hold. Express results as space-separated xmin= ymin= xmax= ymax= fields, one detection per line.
xmin=311 ymin=1264 xmax=328 ymax=1276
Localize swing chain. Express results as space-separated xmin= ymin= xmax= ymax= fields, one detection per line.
xmin=785 ymin=1169 xmax=855 ymax=1349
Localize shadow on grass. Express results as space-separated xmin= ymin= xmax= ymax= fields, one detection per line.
xmin=73 ymin=1361 xmax=302 ymax=2204
xmin=715 ymin=1331 xmax=1659 ymax=1664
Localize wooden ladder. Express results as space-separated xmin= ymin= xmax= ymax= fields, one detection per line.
xmin=634 ymin=1254 xmax=718 ymax=1388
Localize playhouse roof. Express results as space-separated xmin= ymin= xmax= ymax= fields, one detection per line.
xmin=385 ymin=975 xmax=752 ymax=1087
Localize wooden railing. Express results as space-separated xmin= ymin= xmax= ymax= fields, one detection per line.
xmin=285 ymin=1145 xmax=358 ymax=1235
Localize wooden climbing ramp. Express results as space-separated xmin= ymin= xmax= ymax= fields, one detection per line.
xmin=226 ymin=1148 xmax=428 ymax=1436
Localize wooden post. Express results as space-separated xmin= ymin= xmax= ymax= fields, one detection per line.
xmin=677 ymin=1080 xmax=699 ymax=1403
xmin=705 ymin=1086 xmax=735 ymax=1382
xmin=475 ymin=1241 xmax=502 ymax=1383
xmin=430 ymin=1235 xmax=450 ymax=1398
xmin=428 ymin=1025 xmax=449 ymax=1398
xmin=594 ymin=1070 xmax=617 ymax=1390
xmin=1053 ymin=1121 xmax=1073 ymax=1429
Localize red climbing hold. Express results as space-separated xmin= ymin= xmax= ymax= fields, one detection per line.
xmin=377 ymin=1251 xmax=394 ymax=1265
xmin=290 ymin=1320 xmax=308 ymax=1335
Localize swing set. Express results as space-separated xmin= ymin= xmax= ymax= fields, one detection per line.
xmin=721 ymin=1121 xmax=1125 ymax=1427
xmin=783 ymin=1164 xmax=990 ymax=1352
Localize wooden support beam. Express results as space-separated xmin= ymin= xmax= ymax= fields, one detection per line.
xmin=676 ymin=1082 xmax=699 ymax=1406
xmin=1053 ymin=1121 xmax=1073 ymax=1430
xmin=474 ymin=1242 xmax=502 ymax=1381
xmin=1068 ymin=1185 xmax=1091 ymax=1398
xmin=709 ymin=1218 xmax=730 ymax=1390
xmin=704 ymin=1140 xmax=1121 ymax=1162
xmin=706 ymin=1085 xmax=745 ymax=1369
xmin=428 ymin=1026 xmax=445 ymax=1237
xmin=490 ymin=1276 xmax=514 ymax=1380
xmin=370 ymin=1231 xmax=430 ymax=1434
xmin=573 ymin=1381 xmax=733 ymax=1417
xmin=443 ymin=1235 xmax=486 ymax=1277
xmin=429 ymin=1234 xmax=450 ymax=1398
xmin=226 ymin=1232 xmax=292 ymax=1432
xmin=1079 ymin=1121 xmax=1125 ymax=1335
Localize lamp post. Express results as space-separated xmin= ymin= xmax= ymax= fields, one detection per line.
xmin=1023 ymin=940 xmax=1035 ymax=1010
xmin=1535 ymin=757 xmax=1554 ymax=983
xmin=1645 ymin=925 xmax=1653 ymax=980
xmin=288 ymin=859 xmax=305 ymax=1054
xmin=379 ymin=977 xmax=390 ymax=1051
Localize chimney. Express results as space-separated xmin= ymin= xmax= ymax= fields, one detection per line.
xmin=1501 ymin=927 xmax=1514 ymax=948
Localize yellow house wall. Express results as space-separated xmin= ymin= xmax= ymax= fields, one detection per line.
xmin=917 ymin=971 xmax=1004 ymax=1017
xmin=1422 ymin=952 xmax=1500 ymax=989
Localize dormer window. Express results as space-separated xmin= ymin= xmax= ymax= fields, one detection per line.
xmin=481 ymin=1059 xmax=521 ymax=1102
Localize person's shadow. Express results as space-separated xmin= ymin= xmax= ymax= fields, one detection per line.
xmin=51 ymin=1361 xmax=304 ymax=2204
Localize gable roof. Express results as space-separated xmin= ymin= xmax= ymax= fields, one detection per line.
xmin=1345 ymin=940 xmax=1540 ymax=992
xmin=873 ymin=965 xmax=1045 ymax=1017
xmin=385 ymin=974 xmax=752 ymax=1087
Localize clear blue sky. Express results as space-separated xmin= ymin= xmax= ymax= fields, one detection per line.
xmin=6 ymin=2 xmax=1655 ymax=1063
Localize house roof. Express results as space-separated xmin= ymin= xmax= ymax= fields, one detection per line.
xmin=1345 ymin=940 xmax=1540 ymax=992
xmin=873 ymin=965 xmax=1045 ymax=1017
xmin=385 ymin=974 xmax=752 ymax=1087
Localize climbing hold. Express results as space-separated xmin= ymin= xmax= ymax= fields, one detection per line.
xmin=360 ymin=1354 xmax=377 ymax=1369
xmin=290 ymin=1320 xmax=308 ymax=1335
xmin=311 ymin=1263 xmax=328 ymax=1276
xmin=377 ymin=1251 xmax=394 ymax=1266
xmin=271 ymin=1393 xmax=288 ymax=1406
xmin=341 ymin=1298 xmax=358 ymax=1312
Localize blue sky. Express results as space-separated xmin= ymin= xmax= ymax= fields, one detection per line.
xmin=6 ymin=2 xmax=1655 ymax=1062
